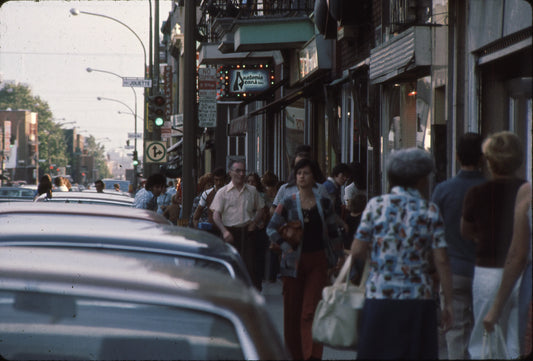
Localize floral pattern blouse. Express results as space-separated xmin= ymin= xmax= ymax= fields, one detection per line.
xmin=355 ymin=186 xmax=447 ymax=300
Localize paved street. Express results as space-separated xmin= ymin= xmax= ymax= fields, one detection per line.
xmin=262 ymin=280 xmax=358 ymax=360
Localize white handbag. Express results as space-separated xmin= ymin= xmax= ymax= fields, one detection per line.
xmin=481 ymin=324 xmax=509 ymax=360
xmin=311 ymin=255 xmax=368 ymax=349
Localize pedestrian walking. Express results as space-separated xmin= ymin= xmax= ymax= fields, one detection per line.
xmin=53 ymin=176 xmax=69 ymax=192
xmin=271 ymin=144 xmax=325 ymax=215
xmin=163 ymin=192 xmax=182 ymax=225
xmin=482 ymin=181 xmax=531 ymax=357
xmin=431 ymin=132 xmax=486 ymax=359
xmin=248 ymin=171 xmax=269 ymax=287
xmin=192 ymin=168 xmax=226 ymax=234
xmin=210 ymin=160 xmax=265 ymax=291
xmin=33 ymin=174 xmax=53 ymax=201
xmin=266 ymin=158 xmax=344 ymax=360
xmin=461 ymin=131 xmax=527 ymax=359
xmin=262 ymin=170 xmax=281 ymax=282
xmin=94 ymin=179 xmax=105 ymax=193
xmin=156 ymin=182 xmax=172 ymax=215
xmin=132 ymin=173 xmax=167 ymax=211
xmin=351 ymin=147 xmax=453 ymax=360
xmin=322 ymin=162 xmax=351 ymax=216
xmin=189 ymin=172 xmax=214 ymax=227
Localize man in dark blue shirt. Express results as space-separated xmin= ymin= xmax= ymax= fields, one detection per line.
xmin=431 ymin=133 xmax=486 ymax=359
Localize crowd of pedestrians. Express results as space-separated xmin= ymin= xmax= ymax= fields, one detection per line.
xmin=127 ymin=131 xmax=530 ymax=360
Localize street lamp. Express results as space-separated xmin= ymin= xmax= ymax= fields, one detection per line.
xmin=87 ymin=67 xmax=139 ymax=185
xmin=70 ymin=9 xmax=147 ymax=69
xmin=96 ymin=96 xmax=139 ymax=189
xmin=71 ymin=7 xmax=148 ymax=182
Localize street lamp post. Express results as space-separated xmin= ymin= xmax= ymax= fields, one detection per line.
xmin=96 ymin=96 xmax=139 ymax=190
xmin=87 ymin=67 xmax=139 ymax=190
xmin=71 ymin=8 xmax=149 ymax=182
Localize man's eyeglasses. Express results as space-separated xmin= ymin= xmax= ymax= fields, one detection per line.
xmin=232 ymin=168 xmax=246 ymax=174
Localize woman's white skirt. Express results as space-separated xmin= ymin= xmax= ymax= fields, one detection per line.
xmin=469 ymin=266 xmax=521 ymax=359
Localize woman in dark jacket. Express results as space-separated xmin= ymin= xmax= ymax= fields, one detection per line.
xmin=267 ymin=159 xmax=343 ymax=360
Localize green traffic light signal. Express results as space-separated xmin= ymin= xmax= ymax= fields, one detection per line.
xmin=154 ymin=117 xmax=164 ymax=127
xmin=148 ymin=93 xmax=166 ymax=127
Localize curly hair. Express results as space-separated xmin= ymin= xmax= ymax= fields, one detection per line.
xmin=482 ymin=131 xmax=523 ymax=176
xmin=387 ymin=148 xmax=434 ymax=188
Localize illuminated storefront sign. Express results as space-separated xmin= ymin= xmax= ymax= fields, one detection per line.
xmin=218 ymin=64 xmax=275 ymax=100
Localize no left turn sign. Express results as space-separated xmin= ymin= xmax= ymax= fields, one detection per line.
xmin=145 ymin=141 xmax=167 ymax=163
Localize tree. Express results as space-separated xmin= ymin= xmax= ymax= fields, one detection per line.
xmin=85 ymin=135 xmax=111 ymax=180
xmin=0 ymin=83 xmax=68 ymax=176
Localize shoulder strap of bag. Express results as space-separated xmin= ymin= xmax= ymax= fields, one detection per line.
xmin=334 ymin=255 xmax=370 ymax=291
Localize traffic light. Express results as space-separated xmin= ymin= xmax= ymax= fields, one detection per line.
xmin=132 ymin=150 xmax=139 ymax=167
xmin=148 ymin=93 xmax=166 ymax=127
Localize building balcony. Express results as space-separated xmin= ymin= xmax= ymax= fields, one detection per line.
xmin=198 ymin=0 xmax=315 ymax=55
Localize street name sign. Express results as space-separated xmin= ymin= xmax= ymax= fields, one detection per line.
xmin=122 ymin=77 xmax=152 ymax=88
xmin=128 ymin=132 xmax=143 ymax=139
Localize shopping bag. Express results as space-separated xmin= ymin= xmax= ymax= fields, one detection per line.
xmin=312 ymin=255 xmax=368 ymax=349
xmin=481 ymin=324 xmax=509 ymax=359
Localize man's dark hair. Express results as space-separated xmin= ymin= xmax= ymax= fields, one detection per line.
xmin=331 ymin=163 xmax=351 ymax=177
xmin=213 ymin=167 xmax=226 ymax=178
xmin=457 ymin=133 xmax=484 ymax=166
xmin=145 ymin=173 xmax=167 ymax=191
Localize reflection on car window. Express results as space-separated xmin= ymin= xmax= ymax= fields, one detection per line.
xmin=1 ymin=290 xmax=245 ymax=360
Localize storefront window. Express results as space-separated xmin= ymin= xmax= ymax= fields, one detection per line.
xmin=284 ymin=103 xmax=305 ymax=169
xmin=416 ymin=76 xmax=432 ymax=150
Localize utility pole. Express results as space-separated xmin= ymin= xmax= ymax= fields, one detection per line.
xmin=182 ymin=0 xmax=196 ymax=219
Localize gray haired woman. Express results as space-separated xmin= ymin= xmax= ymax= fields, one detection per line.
xmin=350 ymin=147 xmax=453 ymax=360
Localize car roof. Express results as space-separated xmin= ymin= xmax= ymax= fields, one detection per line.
xmin=0 ymin=247 xmax=288 ymax=360
xmin=0 ymin=202 xmax=166 ymax=223
xmin=48 ymin=191 xmax=133 ymax=206
xmin=0 ymin=202 xmax=252 ymax=285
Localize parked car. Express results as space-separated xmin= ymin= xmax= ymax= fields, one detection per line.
xmin=46 ymin=191 xmax=134 ymax=206
xmin=0 ymin=203 xmax=252 ymax=286
xmin=101 ymin=178 xmax=131 ymax=192
xmin=0 ymin=247 xmax=289 ymax=360
xmin=0 ymin=186 xmax=35 ymax=202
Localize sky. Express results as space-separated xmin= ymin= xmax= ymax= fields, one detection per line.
xmin=0 ymin=0 xmax=173 ymax=155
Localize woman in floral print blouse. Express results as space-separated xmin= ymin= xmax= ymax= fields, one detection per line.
xmin=350 ymin=147 xmax=453 ymax=360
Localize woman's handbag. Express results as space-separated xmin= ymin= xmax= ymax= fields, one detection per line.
xmin=312 ymin=255 xmax=368 ymax=349
xmin=481 ymin=324 xmax=509 ymax=359
xmin=278 ymin=220 xmax=303 ymax=249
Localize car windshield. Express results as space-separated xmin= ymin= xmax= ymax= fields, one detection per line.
xmin=0 ymin=289 xmax=245 ymax=360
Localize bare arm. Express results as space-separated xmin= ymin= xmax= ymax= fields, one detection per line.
xmin=213 ymin=210 xmax=233 ymax=244
xmin=192 ymin=204 xmax=205 ymax=228
xmin=483 ymin=182 xmax=531 ymax=332
xmin=433 ymin=247 xmax=454 ymax=331
xmin=350 ymin=238 xmax=369 ymax=261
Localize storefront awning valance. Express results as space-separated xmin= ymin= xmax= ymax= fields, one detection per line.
xmin=229 ymin=86 xmax=305 ymax=135
xmin=369 ymin=26 xmax=431 ymax=84
xmin=229 ymin=114 xmax=249 ymax=136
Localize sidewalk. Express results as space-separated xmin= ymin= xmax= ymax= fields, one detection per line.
xmin=262 ymin=280 xmax=358 ymax=360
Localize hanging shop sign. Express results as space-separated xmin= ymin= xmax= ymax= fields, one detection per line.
xmin=198 ymin=67 xmax=218 ymax=128
xmin=217 ymin=64 xmax=275 ymax=100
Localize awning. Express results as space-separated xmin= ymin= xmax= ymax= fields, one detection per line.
xmin=229 ymin=86 xmax=305 ymax=135
xmin=229 ymin=114 xmax=249 ymax=136
xmin=198 ymin=44 xmax=281 ymax=65
xmin=166 ymin=139 xmax=183 ymax=153
xmin=249 ymin=86 xmax=305 ymax=116
xmin=369 ymin=26 xmax=431 ymax=84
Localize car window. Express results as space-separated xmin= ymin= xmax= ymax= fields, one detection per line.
xmin=0 ymin=290 xmax=245 ymax=360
